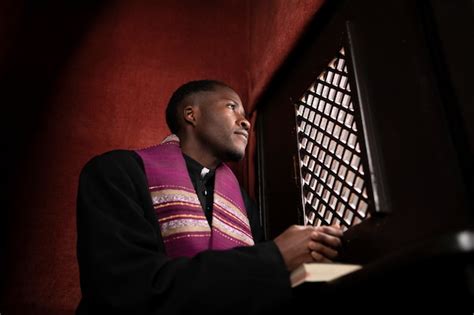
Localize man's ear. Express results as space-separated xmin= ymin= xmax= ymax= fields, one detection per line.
xmin=183 ymin=105 xmax=197 ymax=126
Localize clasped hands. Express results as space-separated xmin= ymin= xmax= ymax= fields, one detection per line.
xmin=273 ymin=224 xmax=343 ymax=271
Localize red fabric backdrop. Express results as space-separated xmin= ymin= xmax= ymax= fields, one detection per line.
xmin=1 ymin=1 xmax=323 ymax=313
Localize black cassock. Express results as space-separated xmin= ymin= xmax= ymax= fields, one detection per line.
xmin=76 ymin=150 xmax=292 ymax=315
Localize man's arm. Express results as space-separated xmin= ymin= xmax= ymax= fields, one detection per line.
xmin=76 ymin=150 xmax=292 ymax=315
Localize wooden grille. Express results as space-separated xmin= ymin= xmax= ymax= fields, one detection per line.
xmin=295 ymin=47 xmax=373 ymax=231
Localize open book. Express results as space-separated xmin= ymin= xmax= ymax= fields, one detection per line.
xmin=290 ymin=263 xmax=362 ymax=287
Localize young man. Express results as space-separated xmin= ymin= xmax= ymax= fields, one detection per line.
xmin=76 ymin=80 xmax=342 ymax=314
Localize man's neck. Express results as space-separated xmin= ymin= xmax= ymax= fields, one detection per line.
xmin=180 ymin=140 xmax=220 ymax=169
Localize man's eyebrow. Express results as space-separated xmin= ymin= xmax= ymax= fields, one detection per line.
xmin=224 ymin=98 xmax=247 ymax=116
xmin=223 ymin=98 xmax=239 ymax=105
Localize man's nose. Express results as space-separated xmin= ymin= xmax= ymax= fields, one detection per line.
xmin=239 ymin=116 xmax=251 ymax=130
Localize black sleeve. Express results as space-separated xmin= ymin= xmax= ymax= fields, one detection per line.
xmin=76 ymin=150 xmax=291 ymax=315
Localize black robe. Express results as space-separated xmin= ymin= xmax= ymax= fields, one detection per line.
xmin=76 ymin=150 xmax=292 ymax=315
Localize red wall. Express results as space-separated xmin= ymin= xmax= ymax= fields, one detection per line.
xmin=1 ymin=1 xmax=323 ymax=313
xmin=248 ymin=0 xmax=325 ymax=107
xmin=244 ymin=0 xmax=325 ymax=195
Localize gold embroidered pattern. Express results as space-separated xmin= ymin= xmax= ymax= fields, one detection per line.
xmin=214 ymin=193 xmax=251 ymax=227
xmin=163 ymin=233 xmax=210 ymax=243
xmin=213 ymin=215 xmax=254 ymax=245
xmin=160 ymin=218 xmax=211 ymax=237
xmin=159 ymin=213 xmax=207 ymax=222
xmin=151 ymin=189 xmax=201 ymax=206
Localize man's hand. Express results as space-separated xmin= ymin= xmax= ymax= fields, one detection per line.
xmin=273 ymin=225 xmax=343 ymax=271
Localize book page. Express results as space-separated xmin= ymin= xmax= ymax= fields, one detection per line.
xmin=290 ymin=263 xmax=362 ymax=287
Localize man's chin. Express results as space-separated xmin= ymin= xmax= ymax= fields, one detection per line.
xmin=224 ymin=149 xmax=245 ymax=162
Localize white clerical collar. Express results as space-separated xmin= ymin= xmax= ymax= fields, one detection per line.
xmin=200 ymin=167 xmax=210 ymax=179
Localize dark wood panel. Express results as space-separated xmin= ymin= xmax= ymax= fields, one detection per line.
xmin=256 ymin=0 xmax=474 ymax=261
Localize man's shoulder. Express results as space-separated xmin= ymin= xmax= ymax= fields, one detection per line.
xmin=82 ymin=149 xmax=143 ymax=175
xmin=93 ymin=149 xmax=138 ymax=161
xmin=86 ymin=149 xmax=139 ymax=164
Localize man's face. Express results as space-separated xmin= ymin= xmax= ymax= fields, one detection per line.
xmin=192 ymin=86 xmax=250 ymax=162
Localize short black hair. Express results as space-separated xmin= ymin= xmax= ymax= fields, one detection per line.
xmin=166 ymin=79 xmax=230 ymax=134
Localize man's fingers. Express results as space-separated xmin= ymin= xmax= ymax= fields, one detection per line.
xmin=310 ymin=250 xmax=333 ymax=263
xmin=308 ymin=241 xmax=338 ymax=258
xmin=310 ymin=231 xmax=342 ymax=248
xmin=319 ymin=225 xmax=343 ymax=237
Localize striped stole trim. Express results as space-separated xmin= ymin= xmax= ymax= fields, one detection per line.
xmin=151 ymin=188 xmax=211 ymax=239
xmin=136 ymin=135 xmax=254 ymax=258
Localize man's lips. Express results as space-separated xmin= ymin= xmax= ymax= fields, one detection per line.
xmin=234 ymin=130 xmax=249 ymax=140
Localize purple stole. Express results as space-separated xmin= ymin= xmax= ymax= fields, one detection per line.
xmin=135 ymin=135 xmax=255 ymax=258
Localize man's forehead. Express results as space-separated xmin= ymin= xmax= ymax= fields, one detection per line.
xmin=199 ymin=86 xmax=242 ymax=103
